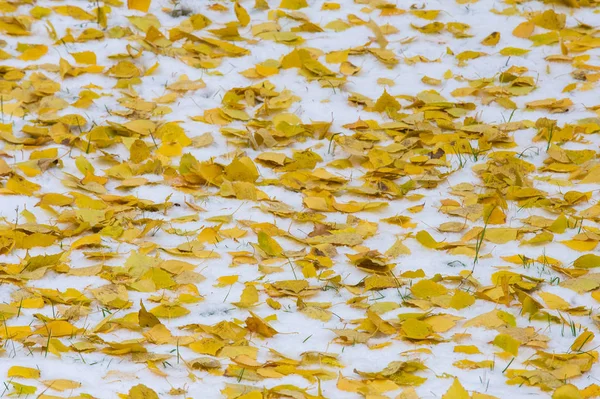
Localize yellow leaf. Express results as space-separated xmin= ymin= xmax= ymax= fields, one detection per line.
xmin=411 ymin=279 xmax=448 ymax=299
xmin=216 ymin=275 xmax=239 ymax=287
xmin=573 ymin=254 xmax=600 ymax=268
xmin=245 ymin=311 xmax=278 ymax=337
xmin=53 ymin=5 xmax=95 ymax=20
xmin=139 ymin=300 xmax=160 ymax=328
xmin=72 ymin=51 xmax=96 ymax=64
xmin=19 ymin=233 xmax=58 ymax=249
xmin=367 ymin=20 xmax=388 ymax=49
xmin=17 ymin=44 xmax=48 ymax=61
xmin=412 ymin=21 xmax=444 ymax=34
xmin=189 ymin=14 xmax=212 ymax=30
xmin=128 ymin=384 xmax=159 ymax=399
xmin=532 ymin=10 xmax=566 ymax=30
xmin=301 ymin=306 xmax=332 ymax=322
xmin=549 ymin=214 xmax=568 ymax=234
xmin=35 ymin=321 xmax=79 ymax=337
xmin=454 ymin=345 xmax=481 ymax=354
xmin=150 ymin=304 xmax=190 ymax=318
xmin=59 ymin=114 xmax=87 ymax=126
xmin=7 ymin=366 xmax=40 ymax=379
xmin=398 ymin=387 xmax=421 ymax=399
xmin=257 ymin=231 xmax=283 ymax=257
xmin=563 ymin=83 xmax=577 ymax=93
xmin=553 ymin=384 xmax=583 ymax=399
xmin=30 ymin=6 xmax=52 ymax=19
xmin=456 ymin=50 xmax=486 ymax=64
xmin=513 ymin=21 xmax=534 ymax=38
xmin=472 ymin=393 xmax=499 ymax=399
xmin=496 ymin=97 xmax=517 ymax=109
xmin=75 ymin=155 xmax=95 ymax=175
xmin=225 ymin=156 xmax=259 ymax=182
xmin=369 ymin=302 xmax=400 ymax=315
xmin=127 ymin=0 xmax=151 ymax=12
xmin=425 ymin=314 xmax=461 ymax=333
xmin=421 ymin=75 xmax=442 ymax=86
xmin=464 ymin=310 xmax=515 ymax=329
xmin=401 ymin=318 xmax=431 ymax=339
xmin=18 ymin=298 xmax=44 ymax=309
xmin=539 ymin=292 xmax=570 ymax=310
xmin=71 ymin=234 xmax=101 ymax=249
xmin=521 ymin=231 xmax=553 ymax=246
xmin=42 ymin=379 xmax=81 ymax=391
xmin=237 ymin=392 xmax=263 ymax=399
xmin=321 ymin=2 xmax=340 ymax=10
xmin=484 ymin=228 xmax=518 ymax=244
xmin=411 ymin=10 xmax=440 ymax=20
xmin=340 ymin=61 xmax=361 ymax=76
xmin=234 ymin=284 xmax=259 ymax=308
xmin=189 ymin=338 xmax=225 ymax=356
xmin=450 ymin=290 xmax=475 ymax=310
xmin=499 ymin=47 xmax=530 ymax=56
xmin=385 ymin=239 xmax=411 ymax=257
xmin=234 ymin=2 xmax=250 ymax=26
xmin=571 ymin=331 xmax=594 ymax=352
xmin=7 ymin=174 xmax=41 ymax=195
xmin=481 ymin=32 xmax=500 ymax=46
xmin=374 ymin=90 xmax=401 ymax=113
xmin=562 ymin=240 xmax=597 ymax=252
xmin=8 ymin=383 xmax=36 ymax=395
xmin=279 ymin=0 xmax=308 ymax=9
xmin=442 ymin=379 xmax=469 ymax=399
xmin=325 ymin=50 xmax=348 ymax=64
xmin=266 ymin=298 xmax=281 ymax=310
xmin=493 ymin=333 xmax=520 ymax=356
xmin=415 ymin=230 xmax=441 ymax=249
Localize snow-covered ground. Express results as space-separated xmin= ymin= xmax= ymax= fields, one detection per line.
xmin=1 ymin=0 xmax=600 ymax=398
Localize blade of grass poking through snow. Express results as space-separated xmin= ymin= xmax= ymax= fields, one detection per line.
xmin=473 ymin=205 xmax=495 ymax=269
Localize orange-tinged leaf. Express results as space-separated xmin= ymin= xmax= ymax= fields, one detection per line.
xmin=139 ymin=300 xmax=160 ymax=328
xmin=245 ymin=311 xmax=278 ymax=338
xmin=513 ymin=21 xmax=534 ymax=38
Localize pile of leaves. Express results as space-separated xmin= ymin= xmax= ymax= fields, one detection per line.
xmin=1 ymin=0 xmax=600 ymax=398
